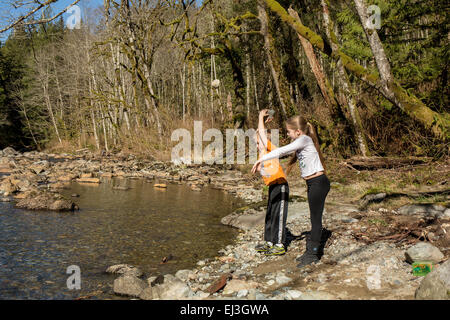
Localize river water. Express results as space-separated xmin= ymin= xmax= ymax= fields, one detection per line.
xmin=0 ymin=177 xmax=244 ymax=299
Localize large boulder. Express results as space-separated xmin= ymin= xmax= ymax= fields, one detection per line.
xmin=405 ymin=242 xmax=444 ymax=264
xmin=397 ymin=204 xmax=448 ymax=219
xmin=15 ymin=192 xmax=78 ymax=211
xmin=113 ymin=274 xmax=147 ymax=297
xmin=415 ymin=259 xmax=450 ymax=300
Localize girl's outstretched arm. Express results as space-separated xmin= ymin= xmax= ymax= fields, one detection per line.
xmin=260 ymin=136 xmax=307 ymax=162
xmin=252 ymin=137 xmax=305 ymax=174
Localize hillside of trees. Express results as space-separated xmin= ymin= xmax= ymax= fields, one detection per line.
xmin=0 ymin=0 xmax=448 ymax=160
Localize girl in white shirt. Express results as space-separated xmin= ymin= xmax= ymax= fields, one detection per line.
xmin=251 ymin=115 xmax=331 ymax=268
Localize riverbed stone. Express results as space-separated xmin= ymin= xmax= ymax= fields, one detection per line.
xmin=405 ymin=242 xmax=444 ymax=264
xmin=2 ymin=147 xmax=17 ymax=156
xmin=76 ymin=177 xmax=100 ymax=184
xmin=415 ymin=259 xmax=450 ymax=300
xmin=0 ymin=179 xmax=17 ymax=194
xmin=58 ymin=174 xmax=77 ymax=182
xmin=175 ymin=269 xmax=196 ymax=282
xmin=275 ymin=274 xmax=293 ymax=285
xmin=0 ymin=164 xmax=13 ymax=174
xmin=113 ymin=274 xmax=147 ymax=297
xmin=286 ymin=290 xmax=303 ymax=300
xmin=236 ymin=289 xmax=248 ymax=298
xmin=106 ymin=264 xmax=143 ymax=277
xmin=195 ymin=291 xmax=210 ymax=299
xmin=443 ymin=208 xmax=450 ymax=218
xmin=152 ymin=276 xmax=193 ymax=300
xmin=341 ymin=217 xmax=359 ymax=223
xmin=30 ymin=161 xmax=49 ymax=174
xmin=222 ymin=279 xmax=259 ymax=295
xmin=298 ymin=290 xmax=336 ymax=300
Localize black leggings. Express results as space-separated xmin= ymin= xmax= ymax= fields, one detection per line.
xmin=306 ymin=174 xmax=330 ymax=245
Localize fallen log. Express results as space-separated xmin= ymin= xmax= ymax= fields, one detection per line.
xmin=343 ymin=156 xmax=431 ymax=170
xmin=359 ymin=188 xmax=450 ymax=210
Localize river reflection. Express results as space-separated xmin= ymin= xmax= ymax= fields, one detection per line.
xmin=0 ymin=178 xmax=244 ymax=299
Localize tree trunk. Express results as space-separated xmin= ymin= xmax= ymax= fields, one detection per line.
xmin=251 ymin=61 xmax=260 ymax=111
xmin=353 ymin=0 xmax=393 ymax=88
xmin=42 ymin=79 xmax=61 ymax=144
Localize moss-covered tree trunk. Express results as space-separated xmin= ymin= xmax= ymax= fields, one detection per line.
xmin=288 ymin=8 xmax=336 ymax=111
xmin=321 ymin=0 xmax=370 ymax=157
xmin=264 ymin=0 xmax=449 ymax=140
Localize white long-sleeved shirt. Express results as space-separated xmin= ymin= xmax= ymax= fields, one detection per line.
xmin=259 ymin=135 xmax=324 ymax=178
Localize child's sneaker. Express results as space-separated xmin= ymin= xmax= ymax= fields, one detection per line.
xmin=264 ymin=244 xmax=286 ymax=256
xmin=255 ymin=242 xmax=273 ymax=252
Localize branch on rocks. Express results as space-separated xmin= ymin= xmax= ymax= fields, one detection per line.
xmin=206 ymin=273 xmax=232 ymax=294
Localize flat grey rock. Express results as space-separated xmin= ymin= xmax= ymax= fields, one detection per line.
xmin=405 ymin=242 xmax=444 ymax=264
xmin=113 ymin=274 xmax=147 ymax=297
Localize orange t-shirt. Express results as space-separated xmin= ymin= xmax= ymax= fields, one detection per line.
xmin=260 ymin=140 xmax=287 ymax=186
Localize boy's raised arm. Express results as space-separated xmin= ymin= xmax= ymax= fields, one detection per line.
xmin=257 ymin=109 xmax=270 ymax=149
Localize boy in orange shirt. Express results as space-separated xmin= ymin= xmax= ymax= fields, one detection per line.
xmin=254 ymin=109 xmax=289 ymax=255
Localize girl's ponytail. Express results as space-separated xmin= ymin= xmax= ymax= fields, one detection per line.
xmin=306 ymin=122 xmax=327 ymax=174
xmin=284 ymin=116 xmax=327 ymax=175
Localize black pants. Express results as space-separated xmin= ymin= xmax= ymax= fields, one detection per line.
xmin=306 ymin=174 xmax=330 ymax=246
xmin=264 ymin=182 xmax=289 ymax=246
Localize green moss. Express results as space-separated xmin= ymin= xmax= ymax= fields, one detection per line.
xmin=391 ymin=81 xmax=449 ymax=140
xmin=338 ymin=50 xmax=379 ymax=84
xmin=364 ymin=187 xmax=385 ymax=195
xmin=265 ymin=0 xmax=324 ymax=50
xmin=368 ymin=218 xmax=388 ymax=227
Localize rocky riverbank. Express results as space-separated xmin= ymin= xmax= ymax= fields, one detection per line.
xmin=0 ymin=147 xmax=263 ymax=211
xmin=1 ymin=147 xmax=449 ymax=300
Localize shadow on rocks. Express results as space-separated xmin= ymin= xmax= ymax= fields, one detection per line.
xmin=284 ymin=228 xmax=333 ymax=258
